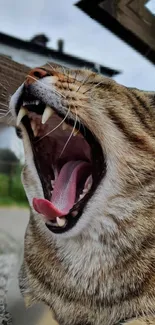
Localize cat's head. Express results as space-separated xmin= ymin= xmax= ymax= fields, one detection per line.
xmin=10 ymin=63 xmax=155 ymax=239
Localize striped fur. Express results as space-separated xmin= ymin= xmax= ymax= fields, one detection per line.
xmin=10 ymin=64 xmax=155 ymax=325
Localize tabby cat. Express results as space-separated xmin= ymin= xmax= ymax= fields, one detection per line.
xmin=9 ymin=63 xmax=155 ymax=325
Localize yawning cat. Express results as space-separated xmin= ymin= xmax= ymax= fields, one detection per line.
xmin=10 ymin=63 xmax=155 ymax=325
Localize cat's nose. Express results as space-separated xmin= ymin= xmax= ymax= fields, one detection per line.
xmin=25 ymin=68 xmax=49 ymax=86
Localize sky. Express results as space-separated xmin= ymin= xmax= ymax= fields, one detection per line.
xmin=0 ymin=0 xmax=155 ymax=90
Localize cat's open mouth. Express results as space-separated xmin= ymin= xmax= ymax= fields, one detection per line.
xmin=15 ymin=91 xmax=106 ymax=233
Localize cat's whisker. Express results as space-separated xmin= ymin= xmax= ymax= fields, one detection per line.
xmin=76 ymin=75 xmax=91 ymax=93
xmin=125 ymin=161 xmax=144 ymax=189
xmin=80 ymin=121 xmax=87 ymax=138
xmin=47 ymin=62 xmax=56 ymax=72
xmin=66 ymin=68 xmax=70 ymax=91
xmin=0 ymin=82 xmax=7 ymax=90
xmin=73 ymin=70 xmax=79 ymax=84
xmin=4 ymin=79 xmax=10 ymax=87
xmin=83 ymin=80 xmax=103 ymax=94
xmin=26 ymin=75 xmax=66 ymax=99
xmin=59 ymin=108 xmax=78 ymax=158
xmin=7 ymin=116 xmax=14 ymax=124
xmin=47 ymin=62 xmax=67 ymax=79
xmin=0 ymin=109 xmax=8 ymax=113
xmin=0 ymin=102 xmax=8 ymax=108
xmin=61 ymin=65 xmax=67 ymax=78
xmin=37 ymin=107 xmax=70 ymax=142
xmin=0 ymin=110 xmax=11 ymax=118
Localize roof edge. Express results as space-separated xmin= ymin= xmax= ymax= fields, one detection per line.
xmin=0 ymin=32 xmax=120 ymax=77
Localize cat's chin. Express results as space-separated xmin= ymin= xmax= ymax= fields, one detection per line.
xmin=13 ymin=85 xmax=106 ymax=234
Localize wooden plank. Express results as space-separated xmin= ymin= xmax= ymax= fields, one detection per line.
xmin=0 ymin=55 xmax=30 ymax=124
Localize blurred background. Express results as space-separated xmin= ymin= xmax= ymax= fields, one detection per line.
xmin=0 ymin=1 xmax=155 ymax=323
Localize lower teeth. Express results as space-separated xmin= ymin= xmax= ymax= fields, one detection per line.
xmin=56 ymin=217 xmax=66 ymax=227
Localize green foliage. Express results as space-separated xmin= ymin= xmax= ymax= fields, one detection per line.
xmin=0 ymin=166 xmax=28 ymax=206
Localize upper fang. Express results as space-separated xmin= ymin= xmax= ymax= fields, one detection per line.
xmin=62 ymin=122 xmax=68 ymax=131
xmin=16 ymin=107 xmax=28 ymax=126
xmin=42 ymin=106 xmax=54 ymax=124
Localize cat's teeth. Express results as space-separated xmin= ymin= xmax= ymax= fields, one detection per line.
xmin=16 ymin=107 xmax=28 ymax=126
xmin=62 ymin=122 xmax=68 ymax=131
xmin=56 ymin=217 xmax=66 ymax=227
xmin=42 ymin=106 xmax=54 ymax=124
xmin=31 ymin=120 xmax=36 ymax=132
xmin=84 ymin=175 xmax=93 ymax=189
xmin=23 ymin=100 xmax=40 ymax=106
xmin=51 ymin=180 xmax=55 ymax=188
xmin=73 ymin=129 xmax=79 ymax=137
xmin=83 ymin=188 xmax=88 ymax=194
xmin=31 ymin=121 xmax=38 ymax=137
xmin=79 ymin=194 xmax=85 ymax=200
xmin=34 ymin=127 xmax=39 ymax=137
xmin=72 ymin=211 xmax=78 ymax=217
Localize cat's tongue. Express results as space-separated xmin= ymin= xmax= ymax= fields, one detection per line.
xmin=33 ymin=161 xmax=90 ymax=220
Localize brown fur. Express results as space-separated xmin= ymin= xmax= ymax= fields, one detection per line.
xmin=10 ymin=63 xmax=155 ymax=325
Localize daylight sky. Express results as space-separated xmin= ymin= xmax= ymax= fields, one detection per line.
xmin=1 ymin=0 xmax=155 ymax=90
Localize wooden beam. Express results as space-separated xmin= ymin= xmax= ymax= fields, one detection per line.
xmin=0 ymin=55 xmax=30 ymax=124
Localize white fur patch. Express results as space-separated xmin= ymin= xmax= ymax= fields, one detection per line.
xmin=9 ymin=84 xmax=24 ymax=117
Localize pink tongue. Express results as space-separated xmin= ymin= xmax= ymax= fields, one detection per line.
xmin=33 ymin=161 xmax=90 ymax=220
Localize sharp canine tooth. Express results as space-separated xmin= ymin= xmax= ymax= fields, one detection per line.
xmin=62 ymin=122 xmax=68 ymax=131
xmin=79 ymin=194 xmax=85 ymax=200
xmin=31 ymin=121 xmax=36 ymax=132
xmin=42 ymin=106 xmax=53 ymax=124
xmin=83 ymin=188 xmax=88 ymax=194
xmin=16 ymin=107 xmax=28 ymax=126
xmin=31 ymin=121 xmax=39 ymax=137
xmin=56 ymin=217 xmax=66 ymax=227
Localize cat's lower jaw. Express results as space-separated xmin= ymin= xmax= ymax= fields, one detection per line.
xmin=19 ymin=210 xmax=155 ymax=325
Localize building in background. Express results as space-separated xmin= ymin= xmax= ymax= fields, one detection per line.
xmin=0 ymin=32 xmax=120 ymax=159
xmin=0 ymin=32 xmax=119 ymax=75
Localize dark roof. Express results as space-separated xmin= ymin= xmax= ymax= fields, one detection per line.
xmin=0 ymin=32 xmax=120 ymax=77
xmin=76 ymin=0 xmax=155 ymax=65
